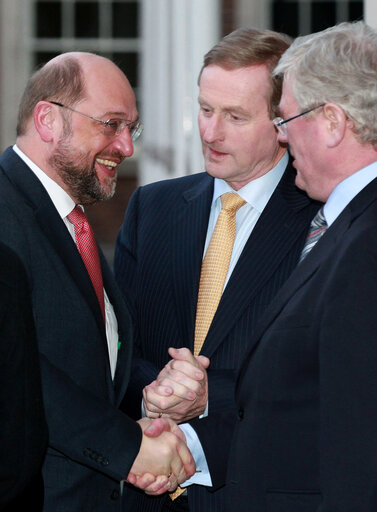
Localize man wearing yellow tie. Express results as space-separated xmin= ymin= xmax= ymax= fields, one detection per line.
xmin=115 ymin=27 xmax=321 ymax=512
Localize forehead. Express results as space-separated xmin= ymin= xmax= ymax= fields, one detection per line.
xmin=82 ymin=57 xmax=137 ymax=117
xmin=199 ymin=64 xmax=271 ymax=108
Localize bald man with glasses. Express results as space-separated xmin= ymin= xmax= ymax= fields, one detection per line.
xmin=0 ymin=52 xmax=195 ymax=512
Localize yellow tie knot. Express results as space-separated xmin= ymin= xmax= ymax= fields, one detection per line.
xmin=220 ymin=192 xmax=246 ymax=213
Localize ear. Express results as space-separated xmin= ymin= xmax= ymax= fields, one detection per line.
xmin=322 ymin=103 xmax=349 ymax=148
xmin=33 ymin=101 xmax=59 ymax=143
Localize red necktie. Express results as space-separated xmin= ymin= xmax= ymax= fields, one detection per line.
xmin=67 ymin=206 xmax=105 ymax=322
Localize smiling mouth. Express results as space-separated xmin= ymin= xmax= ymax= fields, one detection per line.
xmin=96 ymin=158 xmax=118 ymax=171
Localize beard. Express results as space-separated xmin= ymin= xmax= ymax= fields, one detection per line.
xmin=48 ymin=134 xmax=118 ymax=205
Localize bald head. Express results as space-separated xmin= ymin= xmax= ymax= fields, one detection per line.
xmin=16 ymin=52 xmax=131 ymax=136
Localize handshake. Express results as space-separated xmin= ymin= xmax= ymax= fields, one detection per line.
xmin=126 ymin=347 xmax=210 ymax=495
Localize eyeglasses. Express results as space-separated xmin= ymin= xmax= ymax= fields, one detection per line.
xmin=273 ymin=104 xmax=325 ymax=136
xmin=49 ymin=101 xmax=143 ymax=141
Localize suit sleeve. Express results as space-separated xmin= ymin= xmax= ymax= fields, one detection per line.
xmin=114 ymin=189 xmax=161 ymax=419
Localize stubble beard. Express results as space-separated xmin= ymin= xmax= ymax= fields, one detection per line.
xmin=48 ymin=134 xmax=117 ymax=205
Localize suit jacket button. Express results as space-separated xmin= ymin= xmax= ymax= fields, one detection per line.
xmin=238 ymin=408 xmax=244 ymax=420
xmin=110 ymin=489 xmax=120 ymax=500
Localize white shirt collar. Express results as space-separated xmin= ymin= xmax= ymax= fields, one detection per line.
xmin=13 ymin=144 xmax=76 ymax=219
xmin=324 ymin=159 xmax=377 ymax=226
xmin=212 ymin=151 xmax=288 ymax=213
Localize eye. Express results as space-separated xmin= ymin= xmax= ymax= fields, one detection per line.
xmin=225 ymin=112 xmax=244 ymax=122
xmin=106 ymin=119 xmax=121 ymax=131
xmin=199 ymin=105 xmax=212 ymax=116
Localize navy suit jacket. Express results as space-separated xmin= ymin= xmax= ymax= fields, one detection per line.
xmin=224 ymin=176 xmax=377 ymax=512
xmin=0 ymin=147 xmax=142 ymax=512
xmin=114 ymin=157 xmax=321 ymax=512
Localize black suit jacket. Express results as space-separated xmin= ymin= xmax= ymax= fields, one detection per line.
xmin=224 ymin=176 xmax=377 ymax=512
xmin=114 ymin=157 xmax=321 ymax=511
xmin=0 ymin=243 xmax=47 ymax=511
xmin=0 ymin=147 xmax=142 ymax=512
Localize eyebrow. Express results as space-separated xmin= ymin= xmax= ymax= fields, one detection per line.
xmin=198 ymin=98 xmax=250 ymax=117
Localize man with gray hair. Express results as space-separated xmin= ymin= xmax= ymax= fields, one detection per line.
xmin=217 ymin=21 xmax=377 ymax=512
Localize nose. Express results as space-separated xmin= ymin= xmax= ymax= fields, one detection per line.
xmin=200 ymin=114 xmax=224 ymax=144
xmin=110 ymin=128 xmax=134 ymax=157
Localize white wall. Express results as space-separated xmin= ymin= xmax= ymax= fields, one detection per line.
xmin=139 ymin=0 xmax=221 ymax=185
xmin=365 ymin=0 xmax=377 ymax=28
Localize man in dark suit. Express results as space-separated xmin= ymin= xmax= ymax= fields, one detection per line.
xmin=0 ymin=52 xmax=195 ymax=511
xmin=0 ymin=243 xmax=47 ymax=511
xmin=215 ymin=21 xmax=377 ymax=511
xmin=114 ymin=28 xmax=321 ymax=511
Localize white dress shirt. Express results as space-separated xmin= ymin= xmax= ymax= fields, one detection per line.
xmin=13 ymin=144 xmax=119 ymax=379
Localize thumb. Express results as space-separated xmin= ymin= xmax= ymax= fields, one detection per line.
xmin=143 ymin=418 xmax=169 ymax=438
xmin=197 ymin=355 xmax=210 ymax=369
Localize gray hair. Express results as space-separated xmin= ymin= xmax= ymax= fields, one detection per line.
xmin=273 ymin=21 xmax=377 ymax=147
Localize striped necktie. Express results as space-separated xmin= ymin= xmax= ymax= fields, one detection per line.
xmin=299 ymin=207 xmax=327 ymax=262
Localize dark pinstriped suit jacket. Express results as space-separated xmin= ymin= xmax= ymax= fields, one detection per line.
xmin=0 ymin=147 xmax=141 ymax=512
xmin=114 ymin=157 xmax=321 ymax=512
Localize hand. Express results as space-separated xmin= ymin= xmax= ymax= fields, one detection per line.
xmin=126 ymin=417 xmax=195 ymax=495
xmin=143 ymin=347 xmax=210 ymax=423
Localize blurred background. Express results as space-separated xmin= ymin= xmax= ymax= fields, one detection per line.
xmin=0 ymin=0 xmax=374 ymax=262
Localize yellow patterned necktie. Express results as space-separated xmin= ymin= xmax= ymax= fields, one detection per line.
xmin=170 ymin=192 xmax=245 ymax=501
xmin=193 ymin=192 xmax=246 ymax=357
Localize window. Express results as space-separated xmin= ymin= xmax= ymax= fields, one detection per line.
xmin=272 ymin=0 xmax=363 ymax=37
xmin=34 ymin=0 xmax=140 ymax=90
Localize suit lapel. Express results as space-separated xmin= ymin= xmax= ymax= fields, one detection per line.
xmin=203 ymin=161 xmax=320 ymax=357
xmin=236 ymin=176 xmax=377 ymax=392
xmin=0 ymin=147 xmax=106 ymax=339
xmin=171 ymin=174 xmax=214 ymax=350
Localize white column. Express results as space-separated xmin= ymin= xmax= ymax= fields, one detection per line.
xmin=139 ymin=0 xmax=220 ymax=185
xmin=0 ymin=0 xmax=32 ymax=151
xmin=365 ymin=0 xmax=377 ymax=29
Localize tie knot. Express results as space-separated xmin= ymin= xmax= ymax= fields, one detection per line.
xmin=220 ymin=193 xmax=246 ymax=213
xmin=67 ymin=205 xmax=87 ymax=227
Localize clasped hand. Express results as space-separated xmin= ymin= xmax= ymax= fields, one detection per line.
xmin=127 ymin=416 xmax=195 ymax=495
xmin=143 ymin=347 xmax=210 ymax=423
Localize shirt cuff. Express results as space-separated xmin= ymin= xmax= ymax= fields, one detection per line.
xmin=179 ymin=423 xmax=212 ymax=487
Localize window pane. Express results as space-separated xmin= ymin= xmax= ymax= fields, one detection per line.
xmin=75 ymin=2 xmax=99 ymax=38
xmin=35 ymin=52 xmax=60 ymax=69
xmin=113 ymin=2 xmax=139 ymax=38
xmin=36 ymin=1 xmax=62 ymax=38
xmin=311 ymin=2 xmax=336 ymax=32
xmin=113 ymin=52 xmax=138 ymax=87
xmin=349 ymin=1 xmax=363 ymax=21
xmin=272 ymin=2 xmax=299 ymax=38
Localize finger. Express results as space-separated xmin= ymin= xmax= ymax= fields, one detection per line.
xmin=197 ymin=355 xmax=210 ymax=368
xmin=152 ymin=380 xmax=198 ymax=401
xmin=176 ymin=442 xmax=196 ymax=482
xmin=143 ymin=475 xmax=171 ymax=495
xmin=143 ymin=417 xmax=171 ymax=437
xmin=168 ymin=474 xmax=178 ymax=492
xmin=144 ymin=392 xmax=185 ymax=416
xmin=135 ymin=473 xmax=156 ymax=489
xmin=168 ymin=347 xmax=197 ymax=364
xmin=125 ymin=472 xmax=137 ymax=485
xmin=165 ymin=358 xmax=205 ymax=380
